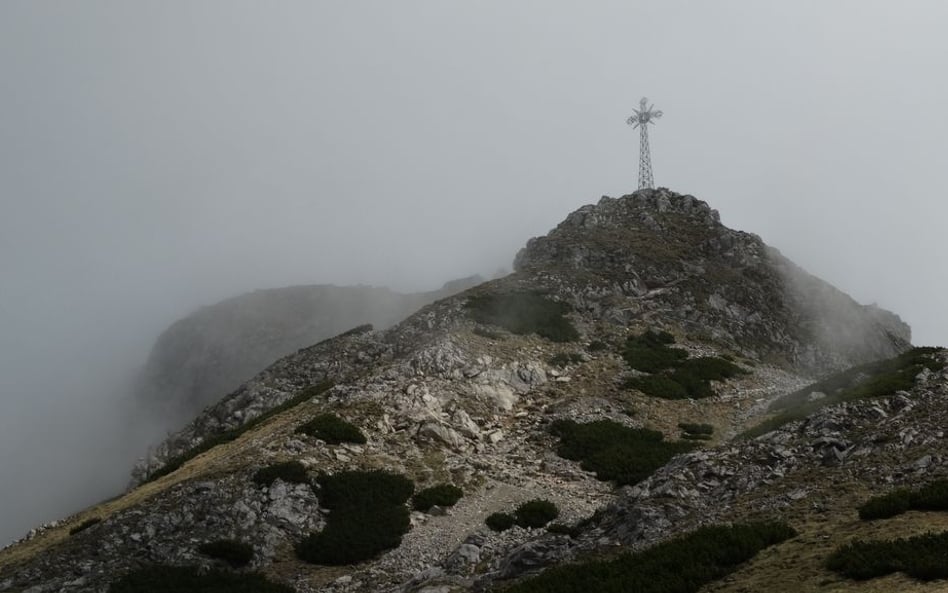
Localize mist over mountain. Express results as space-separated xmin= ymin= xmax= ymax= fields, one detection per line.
xmin=4 ymin=189 xmax=940 ymax=593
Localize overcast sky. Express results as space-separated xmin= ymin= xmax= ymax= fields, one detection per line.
xmin=2 ymin=1 xmax=947 ymax=544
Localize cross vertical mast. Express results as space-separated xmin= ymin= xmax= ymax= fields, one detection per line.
xmin=627 ymin=97 xmax=663 ymax=190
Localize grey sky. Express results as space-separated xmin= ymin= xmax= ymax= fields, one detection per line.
xmin=2 ymin=1 xmax=947 ymax=543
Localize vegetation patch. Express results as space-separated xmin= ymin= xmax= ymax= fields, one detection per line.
xmin=198 ymin=539 xmax=254 ymax=568
xmin=146 ymin=381 xmax=334 ymax=483
xmin=109 ymin=565 xmax=293 ymax=593
xmin=550 ymin=419 xmax=694 ymax=486
xmin=827 ymin=531 xmax=948 ymax=581
xmin=252 ymin=460 xmax=309 ymax=487
xmin=485 ymin=512 xmax=516 ymax=532
xmin=622 ymin=331 xmax=746 ymax=399
xmin=743 ymin=348 xmax=943 ymax=438
xmin=546 ymin=523 xmax=581 ymax=538
xmin=295 ymin=413 xmax=366 ymax=444
xmin=500 ymin=521 xmax=796 ymax=593
xmin=297 ymin=470 xmax=413 ymax=565
xmin=587 ymin=340 xmax=609 ymax=352
xmin=412 ymin=484 xmax=463 ymax=512
xmin=679 ymin=422 xmax=714 ymax=441
xmin=858 ymin=479 xmax=948 ymax=520
xmin=466 ymin=292 xmax=579 ymax=342
xmin=549 ymin=352 xmax=584 ymax=367
xmin=69 ymin=517 xmax=101 ymax=536
xmin=514 ymin=499 xmax=559 ymax=528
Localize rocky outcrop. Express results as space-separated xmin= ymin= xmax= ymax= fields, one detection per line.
xmin=136 ymin=277 xmax=483 ymax=421
xmin=0 ymin=189 xmax=926 ymax=593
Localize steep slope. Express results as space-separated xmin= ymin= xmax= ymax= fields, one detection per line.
xmin=0 ymin=189 xmax=926 ymax=593
xmin=136 ymin=278 xmax=482 ymax=421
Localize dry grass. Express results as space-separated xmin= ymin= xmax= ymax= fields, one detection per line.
xmin=0 ymin=395 xmax=327 ymax=573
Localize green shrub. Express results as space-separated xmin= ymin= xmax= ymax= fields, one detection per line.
xmin=412 ymin=484 xmax=463 ymax=512
xmin=198 ymin=539 xmax=254 ymax=568
xmin=252 ymin=461 xmax=309 ymax=487
xmin=145 ymin=381 xmax=334 ymax=483
xmin=502 ymin=521 xmax=796 ymax=593
xmin=69 ymin=517 xmax=101 ymax=535
xmin=551 ymin=419 xmax=693 ymax=486
xmin=744 ymin=348 xmax=943 ymax=439
xmin=465 ymin=292 xmax=579 ymax=342
xmin=678 ymin=423 xmax=714 ymax=435
xmin=827 ymin=531 xmax=948 ymax=581
xmin=549 ymin=352 xmax=584 ymax=367
xmin=109 ymin=565 xmax=293 ymax=593
xmin=681 ymin=433 xmax=712 ymax=441
xmin=621 ymin=331 xmax=745 ymax=400
xmin=295 ymin=413 xmax=366 ymax=445
xmin=546 ymin=523 xmax=581 ymax=538
xmin=315 ymin=470 xmax=414 ymax=509
xmin=473 ymin=326 xmax=505 ymax=340
xmin=296 ymin=505 xmax=410 ymax=565
xmin=622 ymin=332 xmax=687 ymax=373
xmin=859 ymin=479 xmax=948 ymax=520
xmin=587 ymin=340 xmax=609 ymax=352
xmin=485 ymin=512 xmax=515 ymax=532
xmin=297 ymin=470 xmax=414 ymax=565
xmin=514 ymin=499 xmax=559 ymax=528
xmin=625 ymin=375 xmax=689 ymax=399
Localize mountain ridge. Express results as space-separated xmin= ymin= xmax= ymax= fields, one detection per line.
xmin=1 ymin=188 xmax=937 ymax=593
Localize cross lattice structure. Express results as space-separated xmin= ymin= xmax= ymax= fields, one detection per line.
xmin=626 ymin=97 xmax=663 ymax=190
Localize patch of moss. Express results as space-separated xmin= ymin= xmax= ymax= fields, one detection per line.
xmin=295 ymin=413 xmax=366 ymax=444
xmin=466 ymin=292 xmax=579 ymax=342
xmin=550 ymin=419 xmax=693 ymax=486
xmin=500 ymin=521 xmax=796 ymax=593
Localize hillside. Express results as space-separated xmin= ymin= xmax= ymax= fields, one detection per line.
xmin=3 ymin=188 xmax=943 ymax=593
xmin=135 ymin=277 xmax=482 ymax=422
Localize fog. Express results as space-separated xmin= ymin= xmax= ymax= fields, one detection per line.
xmin=2 ymin=1 xmax=947 ymax=544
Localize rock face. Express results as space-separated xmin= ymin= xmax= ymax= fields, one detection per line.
xmin=513 ymin=191 xmax=910 ymax=372
xmin=0 ymin=189 xmax=926 ymax=593
xmin=136 ymin=277 xmax=483 ymax=421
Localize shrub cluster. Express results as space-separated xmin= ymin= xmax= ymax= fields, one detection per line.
xmin=295 ymin=413 xmax=366 ymax=445
xmin=744 ymin=347 xmax=944 ymax=438
xmin=109 ymin=565 xmax=293 ymax=593
xmin=465 ymin=292 xmax=579 ymax=342
xmin=485 ymin=512 xmax=515 ymax=532
xmin=549 ymin=352 xmax=584 ymax=367
xmin=412 ymin=484 xmax=463 ymax=512
xmin=502 ymin=521 xmax=796 ymax=593
xmin=858 ymin=479 xmax=948 ymax=520
xmin=622 ymin=331 xmax=745 ymax=400
xmin=546 ymin=523 xmax=581 ymax=538
xmin=69 ymin=517 xmax=102 ymax=536
xmin=296 ymin=470 xmax=413 ymax=565
xmin=551 ymin=419 xmax=693 ymax=486
xmin=252 ymin=460 xmax=309 ymax=487
xmin=514 ymin=499 xmax=559 ymax=528
xmin=146 ymin=381 xmax=334 ymax=483
xmin=827 ymin=531 xmax=948 ymax=581
xmin=198 ymin=539 xmax=254 ymax=568
xmin=679 ymin=422 xmax=714 ymax=441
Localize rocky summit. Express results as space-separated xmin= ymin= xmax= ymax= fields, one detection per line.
xmin=2 ymin=188 xmax=944 ymax=593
